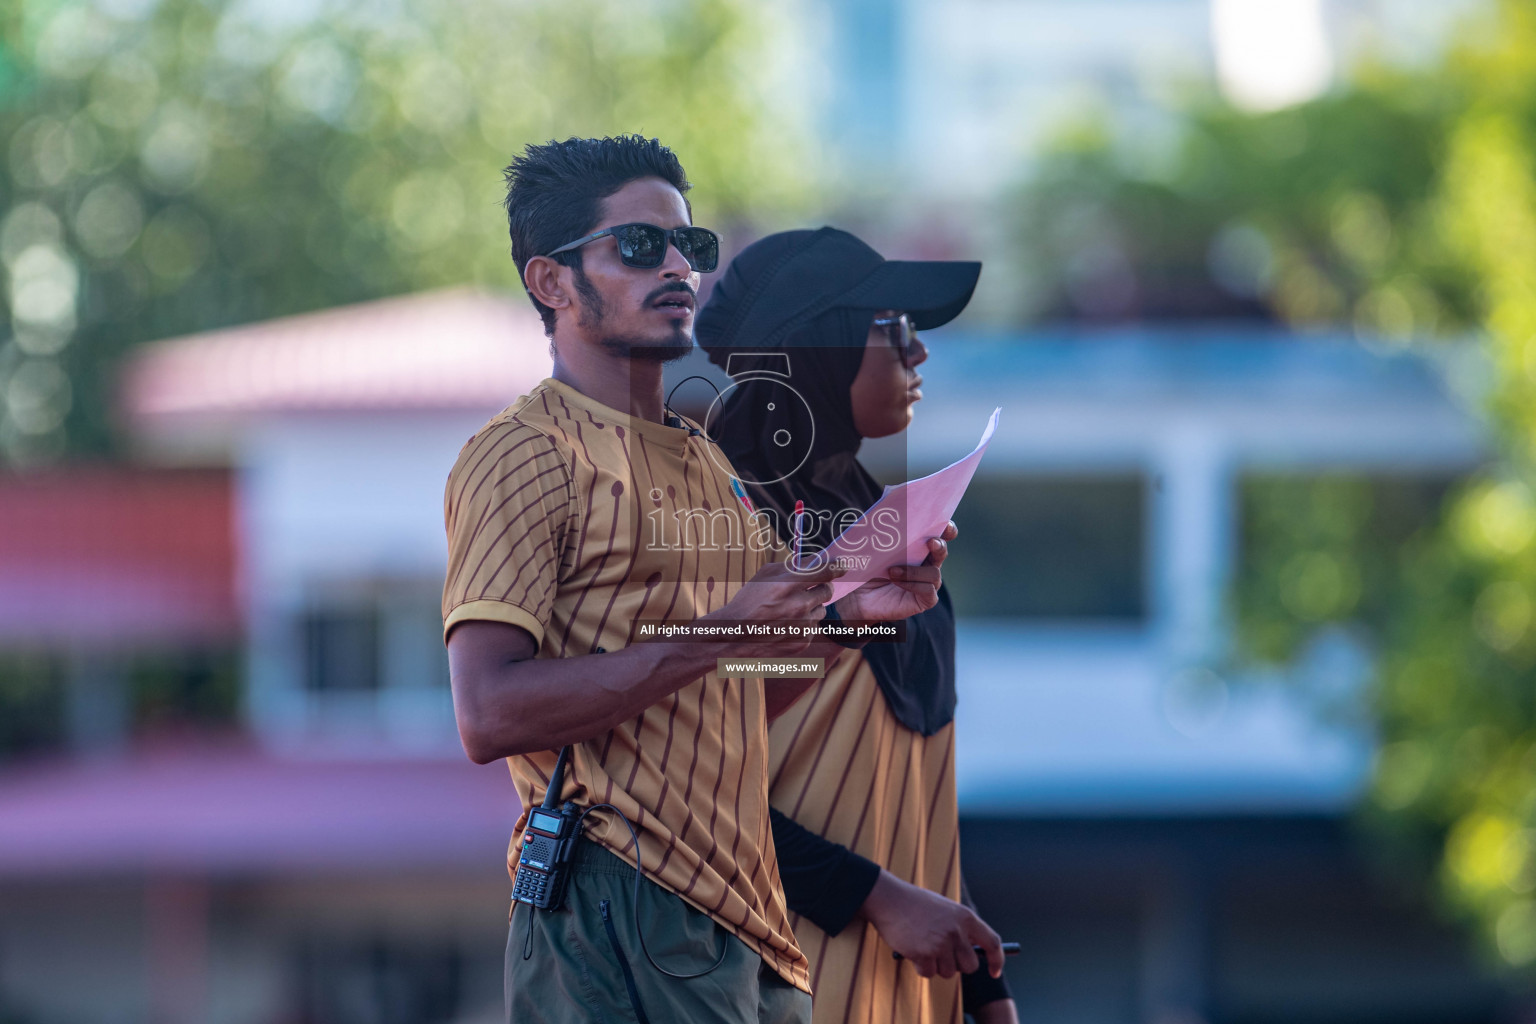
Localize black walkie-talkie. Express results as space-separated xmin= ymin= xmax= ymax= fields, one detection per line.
xmin=512 ymin=746 xmax=582 ymax=911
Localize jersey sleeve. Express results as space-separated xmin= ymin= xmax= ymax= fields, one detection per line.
xmin=768 ymin=806 xmax=881 ymax=936
xmin=442 ymin=421 xmax=577 ymax=647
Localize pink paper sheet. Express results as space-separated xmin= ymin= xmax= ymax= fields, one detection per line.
xmin=808 ymin=407 xmax=1001 ymax=603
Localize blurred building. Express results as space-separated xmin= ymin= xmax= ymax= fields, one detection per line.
xmin=904 ymin=329 xmax=1503 ymax=1023
xmin=0 ymin=290 xmax=538 ymax=1024
xmin=0 ymin=289 xmax=1516 ymax=1023
xmin=122 ymin=288 xmax=548 ymax=756
xmin=0 ymin=467 xmax=238 ymax=755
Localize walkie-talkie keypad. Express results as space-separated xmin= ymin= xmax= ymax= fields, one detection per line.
xmin=511 ymin=801 xmax=582 ymax=911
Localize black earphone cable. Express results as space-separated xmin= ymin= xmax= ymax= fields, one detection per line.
xmin=663 ymin=374 xmax=725 ymax=444
xmin=577 ymin=804 xmax=731 ymax=979
xmin=535 ymin=747 xmax=728 ymax=978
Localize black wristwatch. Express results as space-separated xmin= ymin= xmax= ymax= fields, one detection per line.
xmin=822 ymin=601 xmax=869 ymax=650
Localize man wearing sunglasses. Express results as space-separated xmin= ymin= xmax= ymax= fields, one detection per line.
xmin=440 ymin=137 xmax=954 ymax=1024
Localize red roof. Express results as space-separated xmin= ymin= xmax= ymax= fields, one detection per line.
xmin=121 ymin=287 xmax=551 ymax=423
xmin=0 ymin=745 xmax=522 ymax=876
xmin=0 ymin=468 xmax=237 ymax=645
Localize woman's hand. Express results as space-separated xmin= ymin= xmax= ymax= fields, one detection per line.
xmin=835 ymin=520 xmax=956 ymax=623
xmin=973 ymin=1000 xmax=1020 ymax=1024
xmin=859 ymin=866 xmax=1003 ymax=980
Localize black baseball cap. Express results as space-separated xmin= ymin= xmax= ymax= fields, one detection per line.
xmin=695 ymin=227 xmax=982 ymax=352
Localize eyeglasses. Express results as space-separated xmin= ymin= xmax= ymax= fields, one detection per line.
xmin=544 ymin=223 xmax=720 ymax=273
xmin=872 ymin=313 xmax=918 ymax=368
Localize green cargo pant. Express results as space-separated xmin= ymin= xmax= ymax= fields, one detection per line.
xmin=504 ymin=840 xmax=811 ymax=1024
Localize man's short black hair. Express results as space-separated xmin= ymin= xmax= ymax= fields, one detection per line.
xmin=503 ymin=135 xmax=693 ymax=335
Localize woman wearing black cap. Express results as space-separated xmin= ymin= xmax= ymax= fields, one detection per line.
xmin=695 ymin=228 xmax=1018 ymax=1024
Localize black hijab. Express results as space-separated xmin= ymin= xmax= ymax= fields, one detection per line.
xmin=698 ymin=251 xmax=963 ymax=737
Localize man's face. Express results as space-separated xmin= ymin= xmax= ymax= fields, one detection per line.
xmin=568 ymin=176 xmax=700 ymax=363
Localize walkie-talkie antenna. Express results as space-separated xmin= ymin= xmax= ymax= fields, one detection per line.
xmin=543 ymin=746 xmax=570 ymax=809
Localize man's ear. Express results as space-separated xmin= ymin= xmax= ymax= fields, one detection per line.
xmin=523 ymin=255 xmax=571 ymax=312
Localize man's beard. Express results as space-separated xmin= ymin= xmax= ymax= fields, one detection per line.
xmin=575 ymin=268 xmax=695 ymax=364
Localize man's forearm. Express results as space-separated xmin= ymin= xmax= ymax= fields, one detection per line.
xmin=455 ymin=633 xmax=847 ymax=759
xmin=452 ymin=638 xmax=721 ymax=762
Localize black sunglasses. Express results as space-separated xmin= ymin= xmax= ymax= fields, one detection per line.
xmin=872 ymin=313 xmax=918 ymax=368
xmin=544 ymin=222 xmax=720 ymax=273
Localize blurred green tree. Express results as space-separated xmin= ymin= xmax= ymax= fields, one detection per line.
xmin=1012 ymin=0 xmax=1536 ymax=970
xmin=0 ymin=0 xmax=813 ymax=465
xmin=1012 ymin=81 xmax=1478 ymax=327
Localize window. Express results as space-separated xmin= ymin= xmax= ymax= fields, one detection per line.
xmin=303 ymin=609 xmax=381 ymax=691
xmin=941 ymin=474 xmax=1147 ymax=620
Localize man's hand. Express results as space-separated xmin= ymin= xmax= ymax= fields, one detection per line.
xmin=706 ymin=559 xmax=843 ymax=657
xmin=836 ymin=520 xmax=957 ymax=623
xmin=859 ymin=867 xmax=1003 ymax=980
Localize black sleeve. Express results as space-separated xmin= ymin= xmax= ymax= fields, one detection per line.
xmin=959 ymin=874 xmax=1014 ymax=1012
xmin=768 ymin=806 xmax=882 ymax=937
